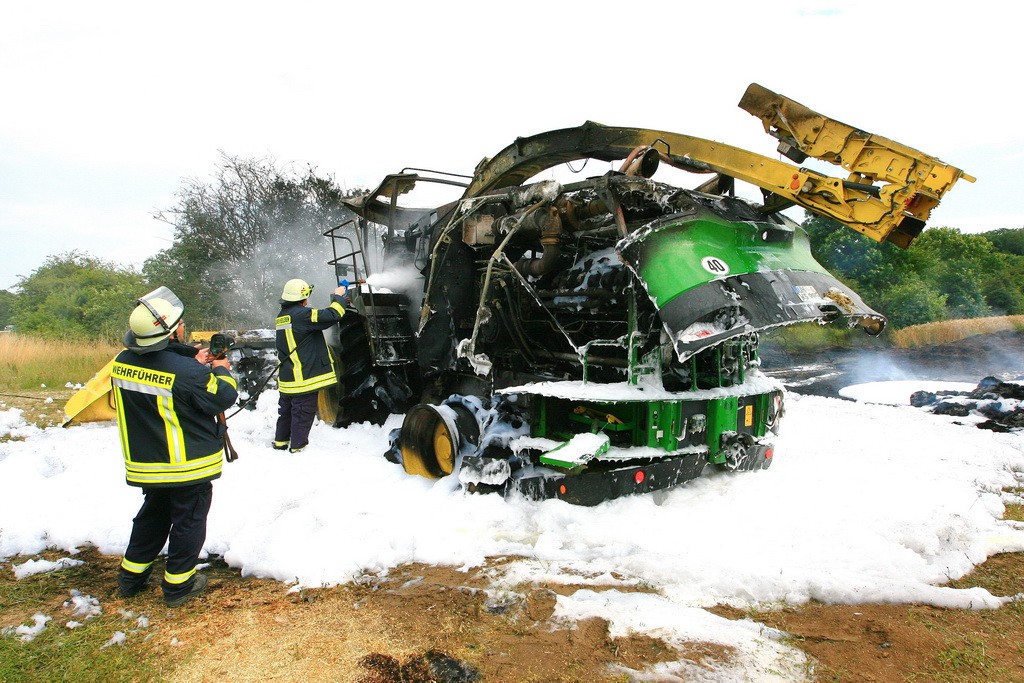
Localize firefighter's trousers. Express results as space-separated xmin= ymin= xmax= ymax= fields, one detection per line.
xmin=119 ymin=482 xmax=213 ymax=600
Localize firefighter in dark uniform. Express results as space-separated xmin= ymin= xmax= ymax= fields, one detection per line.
xmin=273 ymin=278 xmax=347 ymax=452
xmin=113 ymin=287 xmax=238 ymax=607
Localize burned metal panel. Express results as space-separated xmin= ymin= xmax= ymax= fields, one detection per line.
xmin=618 ymin=208 xmax=884 ymax=361
xmin=653 ymin=269 xmax=884 ymax=360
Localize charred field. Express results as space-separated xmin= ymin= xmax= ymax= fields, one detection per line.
xmin=760 ymin=329 xmax=1024 ymax=400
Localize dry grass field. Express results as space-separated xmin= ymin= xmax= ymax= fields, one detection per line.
xmin=0 ymin=333 xmax=119 ymax=392
xmin=891 ymin=315 xmax=1024 ymax=348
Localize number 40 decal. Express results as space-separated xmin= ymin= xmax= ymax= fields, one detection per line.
xmin=701 ymin=256 xmax=730 ymax=275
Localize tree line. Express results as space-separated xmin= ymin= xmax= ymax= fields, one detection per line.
xmin=1 ymin=154 xmax=360 ymax=338
xmin=803 ymin=215 xmax=1024 ymax=329
xmin=2 ymin=157 xmax=1023 ymax=340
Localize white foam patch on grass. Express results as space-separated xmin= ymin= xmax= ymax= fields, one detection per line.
xmin=2 ymin=388 xmax=1023 ymax=677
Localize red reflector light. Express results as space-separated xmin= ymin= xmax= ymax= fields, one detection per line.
xmin=765 ymin=449 xmax=774 ymax=459
xmin=559 ymin=484 xmax=567 ymax=495
xmin=635 ymin=470 xmax=645 ymax=484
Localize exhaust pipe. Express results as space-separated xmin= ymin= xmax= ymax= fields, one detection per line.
xmin=619 ymin=145 xmax=661 ymax=178
xmin=514 ymin=206 xmax=563 ymax=277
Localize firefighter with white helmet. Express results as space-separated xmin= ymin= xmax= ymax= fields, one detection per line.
xmin=273 ymin=278 xmax=347 ymax=452
xmin=113 ymin=286 xmax=238 ymax=607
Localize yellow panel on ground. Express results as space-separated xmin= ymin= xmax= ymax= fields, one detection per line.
xmin=62 ymin=357 xmax=117 ymax=426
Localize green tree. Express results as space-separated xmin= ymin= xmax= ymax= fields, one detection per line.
xmin=936 ymin=269 xmax=989 ymax=318
xmin=910 ymin=228 xmax=992 ymax=319
xmin=142 ymin=240 xmax=220 ymax=325
xmin=801 ymin=212 xmax=913 ymax=311
xmin=911 ymin=227 xmax=994 ymax=270
xmin=980 ymin=227 xmax=1024 ymax=256
xmin=982 ymin=279 xmax=1024 ymax=315
xmin=979 ymin=252 xmax=1024 ymax=314
xmin=875 ymin=278 xmax=948 ymax=328
xmin=800 ymin=215 xmax=1024 ymax=326
xmin=12 ymin=252 xmax=148 ymax=341
xmin=0 ymin=289 xmax=15 ymax=328
xmin=149 ymin=153 xmax=360 ymax=327
xmin=973 ymin=230 xmax=1024 ymax=315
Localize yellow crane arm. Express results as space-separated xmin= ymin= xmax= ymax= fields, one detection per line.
xmin=737 ymin=83 xmax=975 ymax=247
xmin=458 ymin=85 xmax=973 ymax=249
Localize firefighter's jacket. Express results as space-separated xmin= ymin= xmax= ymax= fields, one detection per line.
xmin=276 ymin=294 xmax=346 ymax=395
xmin=111 ymin=342 xmax=238 ymax=488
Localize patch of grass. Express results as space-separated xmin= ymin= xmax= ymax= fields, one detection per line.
xmin=0 ymin=618 xmax=167 ymax=683
xmin=891 ymin=315 xmax=1024 ymax=348
xmin=937 ymin=637 xmax=991 ymax=671
xmin=944 ymin=494 xmax=1024 ymax=597
xmin=901 ymin=611 xmax=1019 ymax=683
xmin=927 ymin=636 xmax=1004 ymax=682
xmin=947 ymin=553 xmax=1024 ymax=598
xmin=762 ymin=325 xmax=860 ymax=352
xmin=0 ymin=334 xmax=119 ymax=391
xmin=1006 ymin=504 xmax=1024 ymax=523
xmin=0 ymin=550 xmax=168 ymax=683
xmin=1003 ymin=487 xmax=1024 ymax=524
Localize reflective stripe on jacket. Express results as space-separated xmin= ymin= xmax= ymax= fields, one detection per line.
xmin=112 ymin=344 xmax=238 ymax=488
xmin=276 ymin=295 xmax=345 ymax=395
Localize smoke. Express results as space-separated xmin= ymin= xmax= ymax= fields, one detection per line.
xmin=215 ymin=217 xmax=426 ymax=330
xmin=365 ymin=262 xmax=426 ymax=311
xmin=820 ymin=334 xmax=1024 ymax=397
xmin=765 ymin=330 xmax=1024 ymax=398
xmin=844 ymin=352 xmax=918 ymax=386
xmin=211 ymin=215 xmax=349 ymax=329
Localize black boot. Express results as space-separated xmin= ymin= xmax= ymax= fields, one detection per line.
xmin=118 ymin=566 xmax=153 ymax=598
xmin=164 ymin=573 xmax=209 ymax=608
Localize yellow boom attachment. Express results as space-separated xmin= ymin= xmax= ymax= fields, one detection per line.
xmin=738 ymin=83 xmax=975 ymax=248
xmin=452 ymin=85 xmax=973 ymax=251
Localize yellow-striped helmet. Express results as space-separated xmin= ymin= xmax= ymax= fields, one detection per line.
xmin=281 ymin=278 xmax=314 ymax=302
xmin=129 ymin=287 xmax=184 ymax=347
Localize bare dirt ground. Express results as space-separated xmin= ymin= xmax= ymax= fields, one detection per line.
xmin=0 ymin=387 xmax=72 ymax=431
xmin=716 ymin=552 xmax=1024 ymax=683
xmin=3 ymin=547 xmax=1023 ymax=682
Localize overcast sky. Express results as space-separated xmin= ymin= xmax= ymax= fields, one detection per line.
xmin=2 ymin=1 xmax=1021 ymax=291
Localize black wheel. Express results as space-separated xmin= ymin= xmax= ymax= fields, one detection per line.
xmin=714 ymin=433 xmax=772 ymax=472
xmin=318 ymin=311 xmax=375 ymax=425
xmin=319 ymin=309 xmax=419 ymax=427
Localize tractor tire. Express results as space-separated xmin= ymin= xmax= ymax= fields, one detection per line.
xmin=317 ymin=310 xmax=375 ymax=426
xmin=713 ymin=433 xmax=773 ymax=472
xmin=318 ymin=309 xmax=419 ymax=427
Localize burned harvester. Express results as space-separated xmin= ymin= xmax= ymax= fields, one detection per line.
xmin=319 ymin=84 xmax=973 ymax=505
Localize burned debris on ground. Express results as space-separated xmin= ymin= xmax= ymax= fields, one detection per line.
xmin=912 ymin=376 xmax=1024 ymax=431
xmin=358 ymin=650 xmax=480 ymax=683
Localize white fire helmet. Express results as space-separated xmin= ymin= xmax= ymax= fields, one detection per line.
xmin=281 ymin=278 xmax=314 ymax=302
xmin=129 ymin=286 xmax=185 ymax=348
